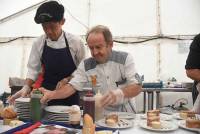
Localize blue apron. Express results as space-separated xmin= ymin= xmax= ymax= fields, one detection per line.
xmin=41 ymin=33 xmax=79 ymax=106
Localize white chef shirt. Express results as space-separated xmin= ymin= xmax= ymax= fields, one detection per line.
xmin=26 ymin=31 xmax=85 ymax=81
xmin=69 ymin=50 xmax=141 ymax=112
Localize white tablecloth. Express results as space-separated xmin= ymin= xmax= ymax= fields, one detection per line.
xmin=0 ymin=120 xmax=13 ymax=133
xmin=0 ymin=114 xmax=199 ymax=134
xmin=119 ymin=114 xmax=198 ymax=134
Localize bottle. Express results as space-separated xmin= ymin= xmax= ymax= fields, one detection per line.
xmin=30 ymin=89 xmax=43 ymax=122
xmin=83 ymin=91 xmax=95 ymax=122
xmin=0 ymin=100 xmax=4 ymax=115
xmin=95 ymin=90 xmax=103 ymax=121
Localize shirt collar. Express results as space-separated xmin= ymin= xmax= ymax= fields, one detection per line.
xmin=46 ymin=31 xmax=64 ymax=43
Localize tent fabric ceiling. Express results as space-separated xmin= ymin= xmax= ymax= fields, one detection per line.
xmin=0 ymin=0 xmax=200 ymax=37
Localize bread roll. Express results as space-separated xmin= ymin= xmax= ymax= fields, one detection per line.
xmin=82 ymin=114 xmax=95 ymax=134
xmin=1 ymin=106 xmax=17 ymax=119
xmin=82 ymin=124 xmax=95 ymax=134
xmin=83 ymin=114 xmax=94 ymax=127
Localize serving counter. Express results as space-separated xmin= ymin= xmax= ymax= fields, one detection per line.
xmin=142 ymin=87 xmax=192 ymax=112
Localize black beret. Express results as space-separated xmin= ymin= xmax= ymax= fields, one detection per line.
xmin=34 ymin=1 xmax=64 ymax=24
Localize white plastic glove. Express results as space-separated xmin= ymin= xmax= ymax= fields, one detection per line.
xmin=8 ymin=85 xmax=31 ymax=104
xmin=101 ymin=89 xmax=124 ymax=107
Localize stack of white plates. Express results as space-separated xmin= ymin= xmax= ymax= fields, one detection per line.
xmin=44 ymin=105 xmax=70 ymax=123
xmin=15 ymin=97 xmax=31 ymax=120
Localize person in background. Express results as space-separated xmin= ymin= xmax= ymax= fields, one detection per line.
xmin=8 ymin=1 xmax=85 ymax=106
xmin=39 ymin=25 xmax=142 ymax=112
xmin=185 ymin=34 xmax=200 ymax=114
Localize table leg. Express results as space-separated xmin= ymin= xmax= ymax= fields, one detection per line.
xmin=147 ymin=91 xmax=153 ymax=110
xmin=143 ymin=91 xmax=146 ymax=113
xmin=156 ymin=91 xmax=160 ymax=109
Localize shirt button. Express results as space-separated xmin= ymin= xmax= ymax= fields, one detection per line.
xmin=107 ymin=76 xmax=109 ymax=79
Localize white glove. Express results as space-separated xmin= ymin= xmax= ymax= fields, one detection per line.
xmin=101 ymin=89 xmax=124 ymax=107
xmin=112 ymin=89 xmax=124 ymax=105
xmin=8 ymin=85 xmax=31 ymax=104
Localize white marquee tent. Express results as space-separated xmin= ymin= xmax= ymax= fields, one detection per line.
xmin=0 ymin=0 xmax=200 ymax=112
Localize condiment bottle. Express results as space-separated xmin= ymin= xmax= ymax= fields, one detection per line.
xmin=0 ymin=100 xmax=4 ymax=114
xmin=95 ymin=90 xmax=103 ymax=121
xmin=30 ymin=89 xmax=43 ymax=122
xmin=83 ymin=91 xmax=95 ymax=122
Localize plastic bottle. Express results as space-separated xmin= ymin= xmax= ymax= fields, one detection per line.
xmin=83 ymin=91 xmax=95 ymax=122
xmin=30 ymin=89 xmax=43 ymax=122
xmin=0 ymin=100 xmax=4 ymax=114
xmin=95 ymin=90 xmax=103 ymax=121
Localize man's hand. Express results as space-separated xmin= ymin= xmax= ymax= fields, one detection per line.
xmin=100 ymin=89 xmax=124 ymax=107
xmin=38 ymin=87 xmax=54 ymax=104
xmin=56 ymin=76 xmax=73 ymax=90
xmin=8 ymin=85 xmax=31 ymax=104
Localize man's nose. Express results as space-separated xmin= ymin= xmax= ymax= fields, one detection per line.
xmin=93 ymin=48 xmax=99 ymax=55
xmin=44 ymin=27 xmax=53 ymax=34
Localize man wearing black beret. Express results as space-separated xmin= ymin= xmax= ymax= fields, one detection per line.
xmin=9 ymin=1 xmax=85 ymax=106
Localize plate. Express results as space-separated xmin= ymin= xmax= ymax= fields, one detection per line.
xmin=45 ymin=116 xmax=69 ymax=121
xmin=45 ymin=106 xmax=70 ymax=114
xmin=46 ymin=113 xmax=69 ymax=116
xmin=96 ymin=119 xmax=133 ymax=129
xmin=139 ymin=120 xmax=178 ymax=132
xmin=30 ymin=124 xmax=79 ymax=134
xmin=15 ymin=97 xmax=30 ymax=103
xmin=46 ymin=119 xmax=70 ymax=123
xmin=178 ymin=120 xmax=200 ymax=132
xmin=173 ymin=113 xmax=199 ymax=120
xmin=173 ymin=113 xmax=185 ymax=120
xmin=140 ymin=114 xmax=172 ymax=121
xmin=46 ymin=114 xmax=69 ymax=118
xmin=117 ymin=112 xmax=135 ymax=119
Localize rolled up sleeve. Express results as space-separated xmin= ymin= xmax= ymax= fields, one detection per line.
xmin=125 ymin=54 xmax=141 ymax=85
xmin=69 ymin=61 xmax=87 ymax=91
